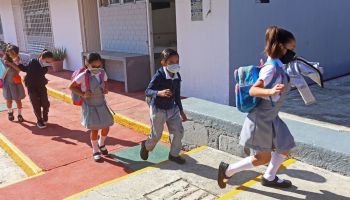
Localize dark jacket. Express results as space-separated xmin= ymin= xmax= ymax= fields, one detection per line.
xmin=145 ymin=67 xmax=183 ymax=111
xmin=19 ymin=59 xmax=48 ymax=88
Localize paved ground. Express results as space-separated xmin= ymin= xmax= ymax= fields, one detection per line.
xmin=0 ymin=147 xmax=26 ymax=187
xmin=69 ymin=147 xmax=350 ymax=200
xmin=282 ymin=75 xmax=350 ymax=128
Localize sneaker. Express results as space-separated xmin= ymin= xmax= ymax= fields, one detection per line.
xmin=93 ymin=152 xmax=102 ymax=162
xmin=218 ymin=162 xmax=230 ymax=189
xmin=37 ymin=121 xmax=47 ymax=129
xmin=8 ymin=112 xmax=14 ymax=121
xmin=18 ymin=115 xmax=24 ymax=123
xmin=168 ymin=154 xmax=186 ymax=165
xmin=140 ymin=141 xmax=149 ymax=160
xmin=98 ymin=145 xmax=109 ymax=156
xmin=43 ymin=115 xmax=48 ymax=124
xmin=261 ymin=176 xmax=292 ymax=188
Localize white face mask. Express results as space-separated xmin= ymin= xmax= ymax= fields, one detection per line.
xmin=88 ymin=67 xmax=102 ymax=75
xmin=40 ymin=61 xmax=52 ymax=68
xmin=167 ymin=64 xmax=180 ymax=74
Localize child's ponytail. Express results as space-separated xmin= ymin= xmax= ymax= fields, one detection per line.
xmin=264 ymin=26 xmax=295 ymax=59
xmin=40 ymin=49 xmax=53 ymax=59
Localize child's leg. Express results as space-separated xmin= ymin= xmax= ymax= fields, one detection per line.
xmin=263 ymin=151 xmax=288 ymax=181
xmin=90 ymin=130 xmax=100 ymax=153
xmin=15 ymin=100 xmax=23 ymax=115
xmin=145 ymin=107 xmax=166 ymax=151
xmin=166 ymin=109 xmax=184 ymax=157
xmin=99 ymin=127 xmax=109 ymax=147
xmin=28 ymin=88 xmax=43 ymax=122
xmin=39 ymin=86 xmax=50 ymax=122
xmin=6 ymin=100 xmax=13 ymax=113
xmin=225 ymin=151 xmax=271 ymax=177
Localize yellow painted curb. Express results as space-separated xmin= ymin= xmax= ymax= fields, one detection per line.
xmin=217 ymin=158 xmax=297 ymax=200
xmin=0 ymin=133 xmax=43 ymax=177
xmin=64 ymin=146 xmax=208 ymax=200
xmin=46 ymin=87 xmax=170 ymax=143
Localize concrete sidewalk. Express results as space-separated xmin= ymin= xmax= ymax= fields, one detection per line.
xmin=67 ymin=147 xmax=350 ymax=200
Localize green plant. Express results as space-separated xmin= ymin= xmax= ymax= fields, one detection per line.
xmin=52 ymin=47 xmax=67 ymax=61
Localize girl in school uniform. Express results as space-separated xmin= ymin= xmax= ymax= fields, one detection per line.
xmin=6 ymin=49 xmax=53 ymax=128
xmin=140 ymin=48 xmax=188 ymax=165
xmin=2 ymin=45 xmax=26 ymax=122
xmin=69 ymin=53 xmax=114 ymax=162
xmin=218 ymin=26 xmax=297 ymax=188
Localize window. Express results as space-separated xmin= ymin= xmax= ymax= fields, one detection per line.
xmin=109 ymin=0 xmax=120 ymax=4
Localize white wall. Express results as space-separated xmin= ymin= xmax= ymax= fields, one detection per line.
xmin=176 ymin=0 xmax=230 ymax=105
xmin=49 ymin=0 xmax=84 ymax=70
xmin=0 ymin=0 xmax=18 ymax=44
xmin=98 ymin=2 xmax=149 ymax=54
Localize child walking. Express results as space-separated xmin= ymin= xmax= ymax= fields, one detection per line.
xmin=69 ymin=53 xmax=114 ymax=162
xmin=6 ymin=49 xmax=53 ymax=128
xmin=2 ymin=45 xmax=26 ymax=122
xmin=218 ymin=26 xmax=297 ymax=188
xmin=140 ymin=48 xmax=188 ymax=164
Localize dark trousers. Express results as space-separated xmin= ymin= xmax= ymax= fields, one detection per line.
xmin=28 ymin=86 xmax=50 ymax=122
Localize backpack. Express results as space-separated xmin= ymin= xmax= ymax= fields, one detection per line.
xmin=71 ymin=67 xmax=105 ymax=106
xmin=234 ymin=60 xmax=283 ymax=113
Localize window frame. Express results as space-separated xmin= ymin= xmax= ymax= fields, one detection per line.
xmin=109 ymin=0 xmax=144 ymax=5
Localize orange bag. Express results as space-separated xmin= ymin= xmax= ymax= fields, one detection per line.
xmin=13 ymin=74 xmax=22 ymax=84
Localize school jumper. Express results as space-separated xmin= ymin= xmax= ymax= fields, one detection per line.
xmin=74 ymin=70 xmax=114 ymax=130
xmin=145 ymin=67 xmax=184 ymax=157
xmin=18 ymin=59 xmax=50 ymax=122
xmin=2 ymin=62 xmax=26 ymax=101
xmin=239 ymin=58 xmax=295 ymax=152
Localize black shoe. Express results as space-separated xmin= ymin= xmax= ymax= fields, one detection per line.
xmin=99 ymin=145 xmax=109 ymax=156
xmin=218 ymin=162 xmax=230 ymax=189
xmin=37 ymin=121 xmax=47 ymax=129
xmin=8 ymin=112 xmax=14 ymax=121
xmin=168 ymin=154 xmax=186 ymax=165
xmin=140 ymin=141 xmax=149 ymax=160
xmin=18 ymin=115 xmax=24 ymax=123
xmin=93 ymin=152 xmax=102 ymax=162
xmin=261 ymin=176 xmax=292 ymax=188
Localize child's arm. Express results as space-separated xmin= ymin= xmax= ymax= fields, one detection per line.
xmin=145 ymin=73 xmax=172 ymax=98
xmin=103 ymin=81 xmax=109 ymax=94
xmin=249 ymin=80 xmax=284 ymax=97
xmin=4 ymin=60 xmax=22 ymax=72
xmin=175 ymin=86 xmax=187 ymax=121
xmin=69 ymin=81 xmax=91 ymax=98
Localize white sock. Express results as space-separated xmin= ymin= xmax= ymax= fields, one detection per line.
xmin=8 ymin=108 xmax=13 ymax=113
xmin=98 ymin=136 xmax=107 ymax=147
xmin=18 ymin=109 xmax=22 ymax=115
xmin=225 ymin=156 xmax=254 ymax=177
xmin=91 ymin=140 xmax=100 ymax=153
xmin=263 ymin=152 xmax=287 ymax=182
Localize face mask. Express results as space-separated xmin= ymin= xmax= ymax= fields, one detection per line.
xmin=41 ymin=61 xmax=52 ymax=67
xmin=280 ymin=49 xmax=296 ymax=64
xmin=167 ymin=64 xmax=180 ymax=74
xmin=88 ymin=67 xmax=101 ymax=75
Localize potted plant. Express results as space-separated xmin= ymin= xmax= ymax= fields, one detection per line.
xmin=52 ymin=47 xmax=67 ymax=72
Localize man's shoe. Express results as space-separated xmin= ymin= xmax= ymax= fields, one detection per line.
xmin=140 ymin=141 xmax=149 ymax=160
xmin=168 ymin=154 xmax=186 ymax=165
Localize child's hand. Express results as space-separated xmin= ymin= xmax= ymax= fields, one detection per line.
xmin=180 ymin=111 xmax=188 ymax=122
xmin=269 ymin=84 xmax=285 ymax=96
xmin=157 ymin=89 xmax=172 ymax=98
xmin=84 ymin=91 xmax=93 ymax=98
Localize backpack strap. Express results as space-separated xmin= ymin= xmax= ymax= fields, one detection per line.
xmin=85 ymin=71 xmax=90 ymax=92
xmin=264 ymin=59 xmax=284 ymax=107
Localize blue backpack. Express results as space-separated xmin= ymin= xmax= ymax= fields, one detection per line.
xmin=234 ymin=60 xmax=284 ymax=113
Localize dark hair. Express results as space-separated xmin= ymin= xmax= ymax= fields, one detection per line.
xmin=7 ymin=45 xmax=19 ymax=54
xmin=160 ymin=48 xmax=179 ymax=62
xmin=264 ymin=26 xmax=295 ymax=59
xmin=40 ymin=49 xmax=53 ymax=59
xmin=86 ymin=52 xmax=102 ymax=64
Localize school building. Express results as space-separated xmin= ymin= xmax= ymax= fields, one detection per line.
xmin=0 ymin=0 xmax=350 ymax=105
